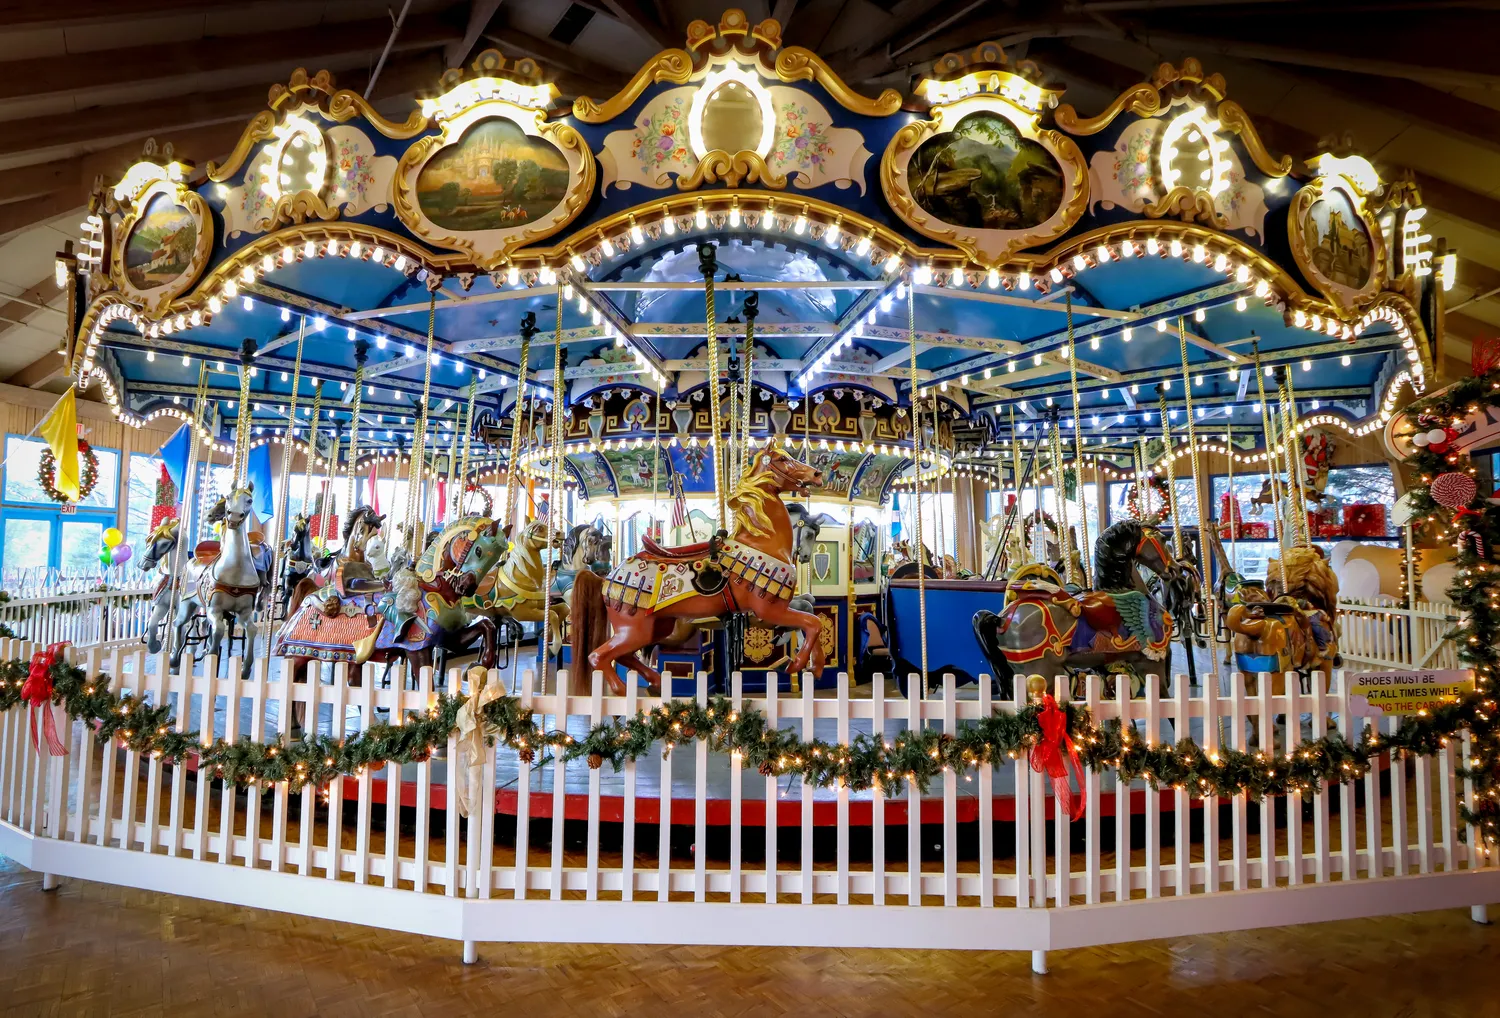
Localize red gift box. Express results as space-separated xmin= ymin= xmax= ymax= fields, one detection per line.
xmin=1343 ymin=504 xmax=1386 ymax=537
xmin=1242 ymin=522 xmax=1270 ymax=539
xmin=309 ymin=514 xmax=340 ymax=540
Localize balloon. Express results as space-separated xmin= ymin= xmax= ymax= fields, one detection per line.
xmin=1411 ymin=432 xmax=1430 ymax=448
xmin=111 ymin=544 xmax=132 ymax=565
xmin=99 ymin=549 xmax=113 ymax=567
xmin=1427 ymin=428 xmax=1449 ymax=445
xmin=102 ymin=527 xmax=123 ymax=548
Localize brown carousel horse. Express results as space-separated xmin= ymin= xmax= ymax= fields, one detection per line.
xmin=286 ymin=505 xmax=383 ymax=616
xmin=570 ymin=444 xmax=824 ymax=695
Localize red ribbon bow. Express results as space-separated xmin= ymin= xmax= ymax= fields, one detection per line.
xmin=20 ymin=642 xmax=69 ymax=757
xmin=1029 ymin=693 xmax=1084 ymax=821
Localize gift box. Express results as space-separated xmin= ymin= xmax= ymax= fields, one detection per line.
xmin=309 ymin=514 xmax=340 ymax=540
xmin=1344 ymin=504 xmax=1386 ymax=537
xmin=1242 ymin=522 xmax=1270 ymax=538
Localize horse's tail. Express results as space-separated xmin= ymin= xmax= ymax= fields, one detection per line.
xmin=971 ymin=610 xmax=1016 ymax=688
xmin=570 ymin=569 xmax=610 ymax=683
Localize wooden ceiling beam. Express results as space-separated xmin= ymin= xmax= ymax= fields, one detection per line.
xmin=0 ymin=274 xmax=64 ymax=344
xmin=447 ymin=0 xmax=506 ymax=68
xmin=596 ymin=0 xmax=676 ymax=50
xmin=0 ymin=10 xmax=463 ymax=105
xmin=0 ymin=51 xmax=445 ymax=164
xmin=0 ymin=0 xmax=364 ymax=30
xmin=480 ymin=27 xmax=627 ymax=88
xmin=4 ymin=350 xmax=68 ymax=389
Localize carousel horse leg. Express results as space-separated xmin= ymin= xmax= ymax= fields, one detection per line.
xmin=208 ymin=603 xmax=229 ymax=676
xmin=237 ymin=603 xmax=256 ymax=682
xmin=589 ymin=613 xmax=661 ymax=697
xmin=755 ymin=595 xmax=825 ymax=678
xmin=169 ymin=597 xmax=194 ymax=671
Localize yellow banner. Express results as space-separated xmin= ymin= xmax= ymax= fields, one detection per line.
xmin=37 ymin=388 xmax=79 ymax=501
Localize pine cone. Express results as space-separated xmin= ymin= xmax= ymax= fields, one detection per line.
xmin=587 ymin=752 xmax=603 ymax=770
xmin=410 ymin=748 xmax=430 ymax=764
xmin=758 ymin=761 xmax=775 ymax=777
xmin=517 ymin=747 xmax=535 ymax=764
xmin=682 ymin=726 xmax=697 ymax=739
xmin=940 ymin=733 xmax=954 ymax=747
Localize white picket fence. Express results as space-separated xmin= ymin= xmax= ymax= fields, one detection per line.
xmin=1 ymin=627 xmax=1495 ymax=969
xmin=0 ymin=589 xmax=155 ymax=649
xmin=1338 ymin=599 xmax=1461 ymax=671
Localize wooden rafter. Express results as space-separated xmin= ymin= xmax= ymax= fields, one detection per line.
xmin=0 ymin=10 xmax=462 ymax=104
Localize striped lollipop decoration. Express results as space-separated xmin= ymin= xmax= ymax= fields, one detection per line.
xmin=1431 ymin=471 xmax=1477 ymax=510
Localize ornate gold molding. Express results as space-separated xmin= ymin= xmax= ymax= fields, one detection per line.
xmin=773 ymin=48 xmax=902 ymax=118
xmin=573 ymin=50 xmax=695 ymax=123
xmin=1054 ymin=83 xmax=1162 ymax=135
xmin=1055 ymin=60 xmax=1291 ymax=177
xmin=208 ymin=69 xmax=427 ymax=182
xmin=676 ymin=150 xmax=787 ymax=190
xmin=1217 ymin=100 xmax=1293 ymax=178
xmin=880 ymin=97 xmax=1088 ymax=267
xmin=109 ymin=179 xmax=213 ymax=318
xmin=1287 ymin=177 xmax=1387 ymax=316
xmin=392 ymin=101 xmax=595 ymax=270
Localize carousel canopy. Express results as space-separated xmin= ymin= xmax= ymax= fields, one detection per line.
xmin=54 ymin=9 xmax=1442 ymax=501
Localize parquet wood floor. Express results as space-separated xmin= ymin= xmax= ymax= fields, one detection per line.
xmin=2 ymin=854 xmax=1495 ymax=1018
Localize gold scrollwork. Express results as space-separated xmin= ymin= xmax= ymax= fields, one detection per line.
xmin=1216 ymin=100 xmax=1293 ymax=178
xmin=1055 ymin=83 xmax=1163 ymax=135
xmin=206 ymin=111 xmax=277 ymax=182
xmin=393 ymin=101 xmax=595 ymax=270
xmin=773 ymin=47 xmax=902 ymax=118
xmin=676 ymin=150 xmax=787 ymax=190
xmin=1286 ymin=178 xmax=1387 ymax=316
xmin=109 ymin=179 xmax=213 ymax=318
xmin=881 ymin=98 xmax=1088 ymax=267
xmin=573 ymin=50 xmax=695 ymax=123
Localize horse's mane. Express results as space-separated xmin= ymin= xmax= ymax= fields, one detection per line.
xmin=205 ymin=498 xmax=227 ymax=524
xmin=417 ymin=515 xmax=489 ymax=580
xmin=1094 ymin=520 xmax=1146 ymax=590
xmin=727 ymin=459 xmax=782 ymax=540
xmin=147 ymin=518 xmax=179 ymax=544
xmin=342 ymin=505 xmax=381 ymax=542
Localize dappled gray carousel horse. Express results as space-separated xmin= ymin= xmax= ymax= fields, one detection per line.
xmin=193 ymin=486 xmax=271 ymax=681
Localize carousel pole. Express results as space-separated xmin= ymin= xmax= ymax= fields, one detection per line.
xmin=906 ymin=283 xmax=928 ymax=690
xmin=540 ymin=290 xmax=565 ymax=682
xmin=934 ymin=399 xmax=946 ymax=571
xmin=1065 ymin=292 xmax=1092 ymax=587
xmin=1252 ymin=342 xmax=1291 ymax=589
xmin=302 ymin=382 xmax=323 ymax=532
xmin=408 ymin=292 xmax=438 ymax=560
xmin=1226 ymin=428 xmax=1238 ymax=571
xmin=1048 ymin=409 xmax=1075 ymax=584
xmin=346 ymin=341 xmax=369 ymax=517
xmin=164 ymin=363 xmax=208 ymax=656
xmin=740 ymin=294 xmax=757 ymax=483
xmin=1155 ymin=385 xmax=1185 ymax=558
xmin=455 ymin=376 xmax=478 ymax=517
xmin=232 ymin=339 xmax=255 ymax=488
xmin=1279 ymin=365 xmax=1311 ymax=548
xmin=846 ymin=500 xmax=856 ymax=682
xmin=504 ymin=312 xmax=537 ymax=537
xmin=1177 ymin=316 xmax=1219 ymax=693
xmin=698 ymin=242 xmax=728 ymax=535
xmin=271 ymin=321 xmax=306 ymax=635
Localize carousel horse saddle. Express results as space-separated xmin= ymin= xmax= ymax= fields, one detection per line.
xmin=639 ymin=535 xmax=712 ymax=562
xmin=193 ymin=540 xmax=220 ymax=565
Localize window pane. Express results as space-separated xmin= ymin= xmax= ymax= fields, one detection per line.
xmin=125 ymin=454 xmax=167 ymax=555
xmin=3 ymin=435 xmax=117 ymax=508
xmin=60 ymin=520 xmax=104 ymax=577
xmin=3 ymin=518 xmax=50 ymax=580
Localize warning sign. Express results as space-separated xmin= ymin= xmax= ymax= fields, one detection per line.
xmin=1347 ymin=669 xmax=1474 ymax=718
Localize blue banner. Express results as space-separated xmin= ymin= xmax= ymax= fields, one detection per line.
xmin=157 ymin=424 xmax=190 ymax=497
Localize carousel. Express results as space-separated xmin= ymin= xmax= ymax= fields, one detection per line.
xmin=49 ymin=12 xmax=1448 ymax=829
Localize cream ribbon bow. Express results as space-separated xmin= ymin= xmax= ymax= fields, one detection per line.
xmin=454 ymin=665 xmax=500 ymax=818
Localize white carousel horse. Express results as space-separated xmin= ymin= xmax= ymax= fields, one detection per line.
xmin=137 ymin=519 xmax=207 ymax=656
xmin=196 ymin=486 xmax=269 ymax=681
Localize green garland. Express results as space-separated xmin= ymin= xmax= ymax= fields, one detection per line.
xmin=0 ymin=655 xmax=1494 ymax=842
xmin=37 ymin=438 xmax=99 ymax=504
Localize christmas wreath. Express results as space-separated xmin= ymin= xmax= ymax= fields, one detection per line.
xmin=1125 ymin=474 xmax=1171 ymax=525
xmin=1021 ymin=510 xmax=1060 ymax=548
xmin=463 ymin=482 xmax=494 ymax=517
xmin=38 ymin=438 xmax=99 ymax=504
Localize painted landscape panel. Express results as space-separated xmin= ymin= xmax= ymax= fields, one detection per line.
xmin=1307 ymin=188 xmax=1372 ymax=289
xmin=909 ymin=111 xmax=1064 ymax=231
xmin=416 ymin=118 xmax=570 ymax=232
xmin=124 ymin=193 xmax=197 ymax=289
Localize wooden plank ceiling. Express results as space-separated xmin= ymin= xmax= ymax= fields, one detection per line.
xmin=1 ymin=0 xmax=1497 ymax=386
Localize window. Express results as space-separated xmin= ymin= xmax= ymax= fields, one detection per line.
xmin=124 ymin=453 xmax=166 ymax=554
xmin=4 ymin=435 xmax=118 ymax=508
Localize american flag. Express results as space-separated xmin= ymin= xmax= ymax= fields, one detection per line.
xmin=670 ymin=470 xmax=687 ymax=528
